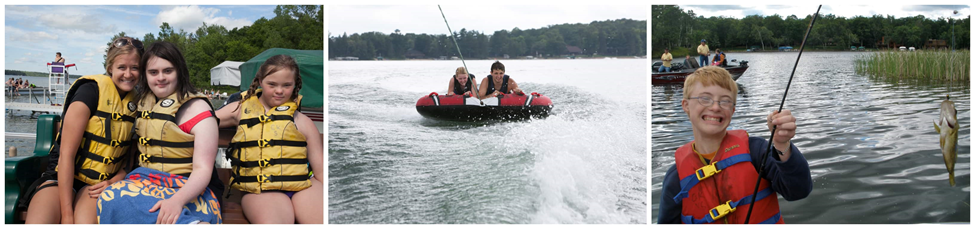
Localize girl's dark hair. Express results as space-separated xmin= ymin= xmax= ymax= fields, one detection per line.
xmin=134 ymin=41 xmax=198 ymax=103
xmin=236 ymin=54 xmax=302 ymax=112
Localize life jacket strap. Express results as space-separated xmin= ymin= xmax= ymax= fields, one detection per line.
xmin=239 ymin=115 xmax=294 ymax=128
xmin=229 ymin=157 xmax=307 ymax=168
xmin=94 ymin=110 xmax=136 ymax=122
xmin=79 ymin=169 xmax=111 ymax=181
xmin=135 ymin=135 xmax=195 ymax=148
xmin=232 ymin=174 xmax=308 ymax=183
xmin=139 ymin=153 xmax=193 ymax=164
xmin=229 ymin=139 xmax=307 ymax=149
xmin=137 ymin=110 xmax=177 ymax=123
xmin=674 ymin=154 xmax=751 ymax=204
xmin=83 ymin=132 xmax=132 ymax=147
xmin=680 ymin=188 xmax=778 ymax=224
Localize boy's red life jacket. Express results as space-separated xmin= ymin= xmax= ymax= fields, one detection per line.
xmin=673 ymin=130 xmax=784 ymax=224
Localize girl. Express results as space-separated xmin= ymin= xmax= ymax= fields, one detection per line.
xmin=216 ymin=54 xmax=324 ymax=223
xmin=22 ymin=36 xmax=142 ymax=224
xmin=445 ymin=66 xmax=476 ymax=96
xmin=97 ymin=41 xmax=222 ymax=224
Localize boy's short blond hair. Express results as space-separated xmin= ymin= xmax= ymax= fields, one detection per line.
xmin=682 ymin=66 xmax=738 ymax=102
xmin=455 ymin=67 xmax=468 ymax=75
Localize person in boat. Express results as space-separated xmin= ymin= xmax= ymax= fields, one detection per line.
xmin=711 ymin=49 xmax=727 ymax=67
xmin=657 ymin=66 xmax=812 ymax=224
xmin=97 ymin=41 xmax=222 ymax=224
xmin=446 ymin=66 xmax=477 ymax=96
xmin=215 ymin=54 xmax=324 ymax=224
xmin=684 ymin=55 xmax=700 ymax=69
xmin=659 ymin=48 xmax=673 ymax=72
xmin=19 ymin=36 xmax=142 ymax=224
xmin=697 ymin=39 xmax=710 ymax=67
xmin=477 ymin=61 xmax=523 ymax=99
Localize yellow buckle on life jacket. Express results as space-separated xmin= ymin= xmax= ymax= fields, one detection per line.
xmin=695 ymin=163 xmax=721 ymax=180
xmin=102 ymin=156 xmax=115 ymax=164
xmin=110 ymin=140 xmax=122 ymax=147
xmin=257 ymin=174 xmax=271 ymax=183
xmin=258 ymin=159 xmax=272 ymax=167
xmin=139 ymin=137 xmax=150 ymax=145
xmin=141 ymin=111 xmax=151 ymax=119
xmin=140 ymin=154 xmax=151 ymax=163
xmin=259 ymin=115 xmax=271 ymax=123
xmin=258 ymin=139 xmax=271 ymax=147
xmin=708 ymin=200 xmax=735 ymax=221
xmin=98 ymin=173 xmax=110 ymax=181
xmin=112 ymin=112 xmax=124 ymax=121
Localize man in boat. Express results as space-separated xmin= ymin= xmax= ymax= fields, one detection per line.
xmin=697 ymin=39 xmax=710 ymax=67
xmin=684 ymin=55 xmax=700 ymax=69
xmin=657 ymin=66 xmax=812 ymax=224
xmin=659 ymin=48 xmax=673 ymax=72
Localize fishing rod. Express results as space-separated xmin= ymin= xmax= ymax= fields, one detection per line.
xmin=438 ymin=5 xmax=482 ymax=104
xmin=743 ymin=5 xmax=821 ymax=224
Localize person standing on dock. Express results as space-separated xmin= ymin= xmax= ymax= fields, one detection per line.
xmin=697 ymin=39 xmax=710 ymax=68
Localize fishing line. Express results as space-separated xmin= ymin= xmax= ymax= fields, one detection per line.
xmin=438 ymin=5 xmax=482 ymax=102
xmin=743 ymin=5 xmax=821 ymax=224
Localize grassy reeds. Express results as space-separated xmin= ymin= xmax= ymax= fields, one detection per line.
xmin=855 ymin=50 xmax=970 ymax=83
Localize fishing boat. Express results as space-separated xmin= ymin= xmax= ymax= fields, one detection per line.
xmin=651 ymin=59 xmax=749 ymax=85
xmin=416 ymin=92 xmax=553 ymax=121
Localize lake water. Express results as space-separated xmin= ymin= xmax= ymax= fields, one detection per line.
xmin=328 ymin=59 xmax=648 ymax=223
xmin=651 ymin=52 xmax=970 ymax=223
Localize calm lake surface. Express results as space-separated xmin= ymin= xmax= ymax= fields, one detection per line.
xmin=651 ymin=52 xmax=970 ymax=223
xmin=328 ymin=59 xmax=647 ymax=223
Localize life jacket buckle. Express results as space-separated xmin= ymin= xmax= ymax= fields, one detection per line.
xmin=112 ymin=112 xmax=124 ymax=121
xmin=102 ymin=156 xmax=115 ymax=164
xmin=259 ymin=115 xmax=271 ymax=123
xmin=98 ymin=173 xmax=110 ymax=181
xmin=259 ymin=159 xmax=272 ymax=167
xmin=110 ymin=140 xmax=122 ymax=147
xmin=258 ymin=139 xmax=271 ymax=147
xmin=141 ymin=111 xmax=151 ymax=119
xmin=257 ymin=174 xmax=271 ymax=183
xmin=139 ymin=137 xmax=150 ymax=145
xmin=695 ymin=163 xmax=721 ymax=180
xmin=140 ymin=154 xmax=151 ymax=163
xmin=708 ymin=200 xmax=736 ymax=221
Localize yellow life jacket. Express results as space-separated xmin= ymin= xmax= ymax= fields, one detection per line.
xmin=57 ymin=74 xmax=137 ymax=185
xmin=228 ymin=89 xmax=309 ymax=193
xmin=134 ymin=92 xmax=211 ymax=176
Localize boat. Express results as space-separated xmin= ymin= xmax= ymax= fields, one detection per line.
xmin=416 ymin=92 xmax=553 ymax=121
xmin=651 ymin=59 xmax=749 ymax=85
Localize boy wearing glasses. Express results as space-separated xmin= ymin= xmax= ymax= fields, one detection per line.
xmin=657 ymin=66 xmax=812 ymax=224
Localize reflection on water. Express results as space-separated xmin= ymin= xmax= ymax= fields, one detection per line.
xmin=651 ymin=52 xmax=970 ymax=223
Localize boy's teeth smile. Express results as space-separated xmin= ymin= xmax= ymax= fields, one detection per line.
xmin=703 ymin=116 xmax=721 ymax=122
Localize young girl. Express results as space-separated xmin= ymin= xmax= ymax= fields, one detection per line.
xmin=216 ymin=54 xmax=324 ymax=223
xmin=97 ymin=41 xmax=222 ymax=224
xmin=21 ymin=36 xmax=142 ymax=224
xmin=446 ymin=66 xmax=476 ymax=96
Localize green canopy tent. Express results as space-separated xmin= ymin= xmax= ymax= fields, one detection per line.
xmin=239 ymin=48 xmax=323 ymax=108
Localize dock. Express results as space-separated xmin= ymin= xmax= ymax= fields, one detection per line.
xmin=5 ymin=102 xmax=62 ymax=114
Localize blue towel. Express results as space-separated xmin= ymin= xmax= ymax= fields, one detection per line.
xmin=97 ymin=167 xmax=222 ymax=224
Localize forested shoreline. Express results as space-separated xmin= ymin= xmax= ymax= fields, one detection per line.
xmin=329 ymin=19 xmax=647 ymax=60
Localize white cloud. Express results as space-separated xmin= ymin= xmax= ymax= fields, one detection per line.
xmin=154 ymin=5 xmax=253 ymax=32
xmin=5 ymin=26 xmax=59 ymax=43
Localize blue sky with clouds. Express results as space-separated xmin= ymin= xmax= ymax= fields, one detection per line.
xmin=4 ymin=5 xmax=277 ymax=75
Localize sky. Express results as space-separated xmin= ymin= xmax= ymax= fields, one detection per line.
xmin=4 ymin=5 xmax=277 ymax=75
xmin=678 ymin=5 xmax=970 ymax=20
xmin=328 ymin=5 xmax=647 ymax=37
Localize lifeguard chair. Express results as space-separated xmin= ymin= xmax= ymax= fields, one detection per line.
xmin=47 ymin=62 xmax=74 ymax=105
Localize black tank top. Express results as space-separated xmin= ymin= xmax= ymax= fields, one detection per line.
xmin=486 ymin=75 xmax=510 ymax=94
xmin=452 ymin=74 xmax=474 ymax=95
